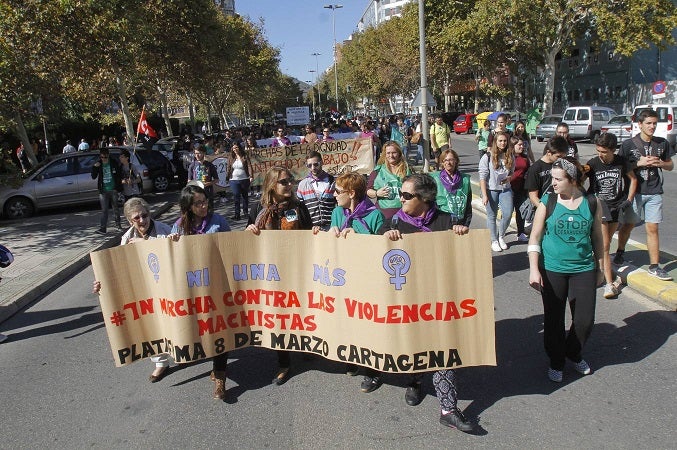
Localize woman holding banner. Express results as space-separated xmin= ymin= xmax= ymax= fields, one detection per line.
xmin=430 ymin=149 xmax=472 ymax=231
xmin=171 ymin=184 xmax=232 ymax=399
xmin=376 ymin=173 xmax=473 ymax=432
xmin=92 ymin=198 xmax=176 ymax=383
xmin=366 ymin=141 xmax=412 ymax=219
xmin=246 ymin=166 xmax=312 ymax=385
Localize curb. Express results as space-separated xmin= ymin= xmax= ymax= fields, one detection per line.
xmin=0 ymin=201 xmax=175 ymax=324
xmin=466 ymin=179 xmax=677 ymax=311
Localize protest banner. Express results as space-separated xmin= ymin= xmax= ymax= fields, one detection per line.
xmin=229 ymin=137 xmax=373 ymax=186
xmin=91 ymin=230 xmax=496 ymax=373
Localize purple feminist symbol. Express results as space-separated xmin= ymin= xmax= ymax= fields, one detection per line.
xmin=382 ymin=249 xmax=411 ymax=290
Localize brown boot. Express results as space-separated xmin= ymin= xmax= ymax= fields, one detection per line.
xmin=212 ymin=370 xmax=226 ymax=400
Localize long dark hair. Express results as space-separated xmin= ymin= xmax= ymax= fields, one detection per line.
xmin=178 ymin=184 xmax=208 ymax=235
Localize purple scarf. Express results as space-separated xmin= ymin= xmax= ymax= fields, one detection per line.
xmin=340 ymin=198 xmax=377 ymax=231
xmin=191 ymin=213 xmax=212 ymax=235
xmin=394 ymin=206 xmax=438 ymax=232
xmin=439 ymin=169 xmax=462 ymax=194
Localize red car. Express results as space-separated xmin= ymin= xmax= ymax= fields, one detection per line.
xmin=453 ymin=114 xmax=477 ymax=134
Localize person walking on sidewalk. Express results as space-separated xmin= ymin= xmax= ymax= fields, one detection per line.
xmin=509 ymin=136 xmax=531 ymax=242
xmin=91 ymin=147 xmax=122 ymax=234
xmin=479 ymin=131 xmax=514 ymax=252
xmin=528 ymin=157 xmax=604 ymax=383
xmin=615 ymin=109 xmax=675 ymax=281
xmin=585 ymin=132 xmax=638 ymax=298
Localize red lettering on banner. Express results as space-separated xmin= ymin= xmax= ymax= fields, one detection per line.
xmin=343 ymin=298 xmax=478 ymax=323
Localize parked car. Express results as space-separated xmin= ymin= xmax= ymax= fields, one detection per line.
xmin=601 ymin=115 xmax=633 ymax=146
xmin=1 ymin=152 xmax=102 ymax=219
xmin=453 ymin=114 xmax=477 ymax=134
xmin=535 ymin=115 xmax=563 ymax=142
xmin=631 ymin=104 xmax=677 ymax=147
xmin=562 ymin=106 xmax=617 ymax=141
xmin=108 ymin=147 xmax=174 ymax=192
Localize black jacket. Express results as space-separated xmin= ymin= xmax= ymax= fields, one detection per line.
xmin=91 ymin=157 xmax=123 ymax=194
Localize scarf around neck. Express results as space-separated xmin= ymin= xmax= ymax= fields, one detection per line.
xmin=340 ymin=198 xmax=377 ymax=231
xmin=394 ymin=205 xmax=437 ymax=232
xmin=439 ymin=169 xmax=462 ymax=194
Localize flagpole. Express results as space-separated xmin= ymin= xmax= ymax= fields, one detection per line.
xmin=134 ymin=105 xmax=145 ymax=154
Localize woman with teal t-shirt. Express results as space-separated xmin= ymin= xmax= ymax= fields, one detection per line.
xmin=366 ymin=141 xmax=412 ymax=219
xmin=430 ymin=149 xmax=472 ymax=233
xmin=528 ymin=156 xmax=603 ymax=384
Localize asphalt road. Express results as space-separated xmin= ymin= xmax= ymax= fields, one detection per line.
xmin=0 ymin=203 xmax=674 ymax=448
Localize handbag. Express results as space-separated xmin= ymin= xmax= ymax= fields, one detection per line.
xmin=519 ymin=197 xmax=536 ymax=222
xmin=410 ymin=132 xmax=422 ymax=144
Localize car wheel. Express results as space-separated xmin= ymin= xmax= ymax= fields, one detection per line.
xmin=4 ymin=197 xmax=35 ymax=219
xmin=455 ymin=131 xmax=461 ymax=135
xmin=537 ymin=137 xmax=544 ymax=142
xmin=590 ymin=131 xmax=600 ymax=143
xmin=153 ymin=174 xmax=170 ymax=192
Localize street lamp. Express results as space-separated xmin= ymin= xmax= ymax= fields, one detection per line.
xmin=306 ymin=80 xmax=316 ymax=121
xmin=323 ymin=4 xmax=342 ymax=113
xmin=311 ymin=52 xmax=322 ymax=111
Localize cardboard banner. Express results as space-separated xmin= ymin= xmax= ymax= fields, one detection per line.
xmin=244 ymin=137 xmax=374 ymax=186
xmin=91 ymin=230 xmax=496 ymax=372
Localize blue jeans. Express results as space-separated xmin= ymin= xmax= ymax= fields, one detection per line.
xmin=485 ymin=189 xmax=513 ymax=241
xmin=229 ymin=179 xmax=250 ymax=215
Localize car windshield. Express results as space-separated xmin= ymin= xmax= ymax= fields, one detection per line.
xmin=608 ymin=116 xmax=631 ymax=124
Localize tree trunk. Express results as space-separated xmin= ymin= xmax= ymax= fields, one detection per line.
xmin=542 ymin=49 xmax=557 ymax=116
xmin=111 ymin=62 xmax=135 ymax=146
xmin=444 ymin=72 xmax=450 ymax=112
xmin=156 ymin=85 xmax=173 ymax=137
xmin=474 ymin=74 xmax=480 ymax=114
xmin=187 ymin=92 xmax=196 ymax=134
xmin=15 ymin=112 xmax=38 ymax=167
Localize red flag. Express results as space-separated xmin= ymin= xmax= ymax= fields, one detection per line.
xmin=137 ymin=109 xmax=159 ymax=149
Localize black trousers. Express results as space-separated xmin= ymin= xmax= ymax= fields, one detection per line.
xmin=540 ymin=269 xmax=597 ymax=371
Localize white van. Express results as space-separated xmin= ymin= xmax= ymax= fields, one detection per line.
xmin=562 ymin=106 xmax=617 ymax=141
xmin=631 ymin=104 xmax=677 ymax=147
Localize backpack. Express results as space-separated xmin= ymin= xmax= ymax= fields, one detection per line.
xmin=545 ymin=193 xmax=597 ymax=221
xmin=0 ymin=244 xmax=14 ymax=268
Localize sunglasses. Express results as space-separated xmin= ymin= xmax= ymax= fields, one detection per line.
xmin=306 ymin=162 xmax=321 ymax=168
xmin=131 ymin=212 xmax=149 ymax=222
xmin=277 ymin=178 xmax=293 ymax=186
xmin=400 ymin=191 xmax=418 ymax=200
xmin=192 ymin=200 xmax=208 ymax=207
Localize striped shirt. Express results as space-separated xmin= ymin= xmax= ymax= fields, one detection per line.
xmin=296 ymin=173 xmax=336 ymax=227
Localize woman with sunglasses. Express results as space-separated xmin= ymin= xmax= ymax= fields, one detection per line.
xmin=246 ymin=166 xmax=312 ymax=385
xmin=366 ymin=140 xmax=412 ymax=219
xmin=431 ymin=149 xmax=472 ymax=233
xmin=92 ymin=198 xmax=175 ymax=382
xmin=376 ymin=173 xmax=474 ymax=433
xmin=171 ymin=184 xmax=232 ymax=399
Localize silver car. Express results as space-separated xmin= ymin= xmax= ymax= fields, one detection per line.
xmin=601 ymin=114 xmax=633 ymax=146
xmin=535 ymin=115 xmax=562 ymax=142
xmin=0 ymin=152 xmax=105 ymax=219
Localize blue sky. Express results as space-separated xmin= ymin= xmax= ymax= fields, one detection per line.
xmin=235 ymin=1 xmax=367 ymax=84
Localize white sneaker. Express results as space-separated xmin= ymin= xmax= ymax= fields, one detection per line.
xmin=603 ymin=283 xmax=618 ymax=299
xmin=491 ymin=241 xmax=502 ymax=252
xmin=517 ymin=233 xmax=529 ymax=242
xmin=498 ymin=236 xmax=508 ymax=250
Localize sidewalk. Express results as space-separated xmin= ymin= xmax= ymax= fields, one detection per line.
xmin=0 ymin=179 xmax=675 ymax=326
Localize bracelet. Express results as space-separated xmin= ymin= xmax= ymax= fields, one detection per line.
xmin=527 ymin=245 xmax=541 ymax=254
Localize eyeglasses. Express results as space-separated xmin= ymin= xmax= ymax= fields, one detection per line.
xmin=334 ymin=187 xmax=345 ymax=195
xmin=323 ymin=130 xmax=330 ymax=133
xmin=442 ymin=158 xmax=457 ymax=163
xmin=277 ymin=178 xmax=293 ymax=186
xmin=131 ymin=212 xmax=149 ymax=222
xmin=400 ymin=191 xmax=418 ymax=200
xmin=192 ymin=200 xmax=208 ymax=208
xmin=306 ymin=162 xmax=321 ymax=168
